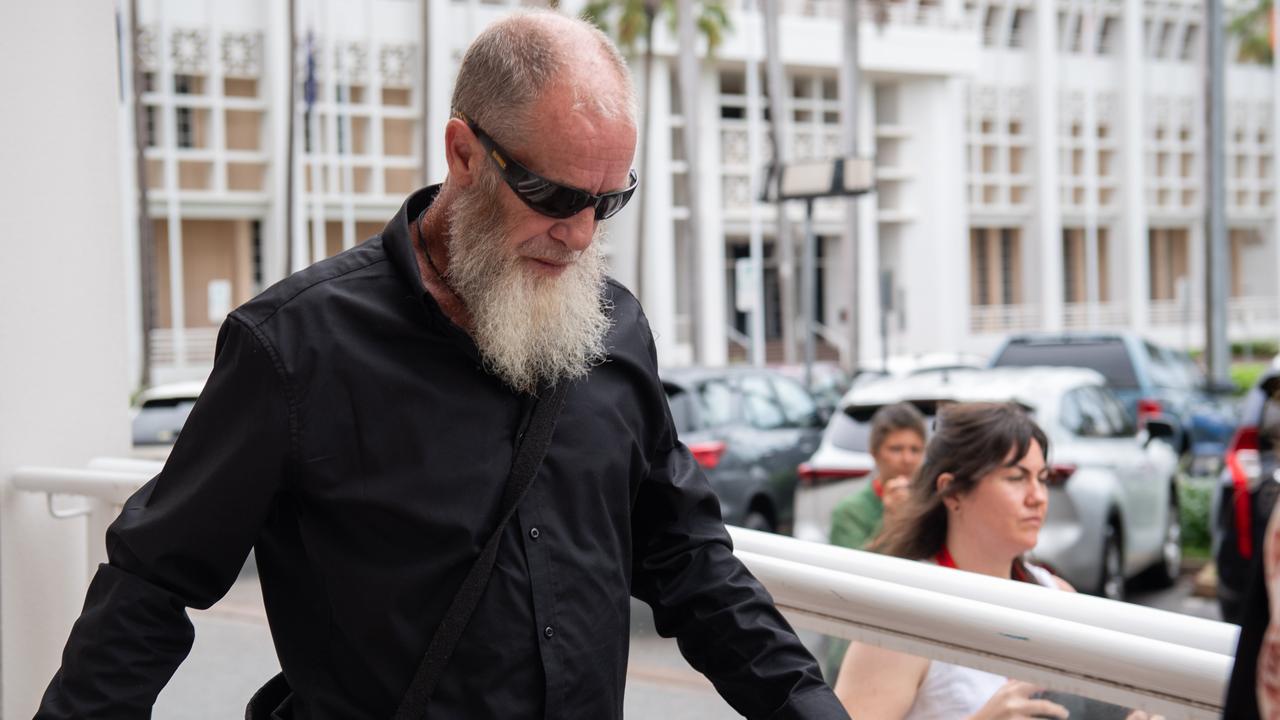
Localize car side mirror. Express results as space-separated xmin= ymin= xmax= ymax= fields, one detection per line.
xmin=1143 ymin=418 xmax=1176 ymax=446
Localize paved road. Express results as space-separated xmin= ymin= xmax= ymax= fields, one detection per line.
xmin=152 ymin=556 xmax=1223 ymax=718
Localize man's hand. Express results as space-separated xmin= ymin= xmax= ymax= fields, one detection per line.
xmin=966 ymin=680 xmax=1069 ymax=720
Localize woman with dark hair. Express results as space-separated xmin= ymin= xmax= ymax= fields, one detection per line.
xmin=829 ymin=402 xmax=927 ymax=551
xmin=833 ymin=402 xmax=1074 ymax=720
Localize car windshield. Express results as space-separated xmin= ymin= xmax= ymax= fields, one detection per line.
xmin=994 ymin=341 xmax=1139 ymax=389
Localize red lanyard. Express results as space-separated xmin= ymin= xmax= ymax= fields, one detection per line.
xmin=873 ymin=476 xmax=884 ymax=499
xmin=934 ymin=545 xmax=1031 ymax=583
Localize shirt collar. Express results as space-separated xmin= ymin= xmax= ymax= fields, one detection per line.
xmin=380 ymin=184 xmax=479 ymax=350
xmin=381 ymin=184 xmax=442 ymax=297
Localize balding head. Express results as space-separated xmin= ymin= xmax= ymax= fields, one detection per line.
xmin=450 ymin=11 xmax=637 ymax=148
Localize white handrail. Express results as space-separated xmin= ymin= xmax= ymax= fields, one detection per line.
xmin=7 ymin=465 xmax=1236 ymax=717
xmin=11 ymin=467 xmax=151 ymax=506
xmin=736 ymin=550 xmax=1229 ymax=718
xmin=729 ymin=526 xmax=1238 ymax=656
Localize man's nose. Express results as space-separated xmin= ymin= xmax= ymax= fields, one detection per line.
xmin=549 ymin=206 xmax=597 ymax=253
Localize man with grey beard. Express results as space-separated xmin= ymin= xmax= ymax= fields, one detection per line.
xmin=36 ymin=11 xmax=847 ymax=720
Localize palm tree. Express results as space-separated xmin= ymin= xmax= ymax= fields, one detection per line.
xmin=1228 ymin=0 xmax=1273 ymax=64
xmin=581 ymin=0 xmax=728 ymax=304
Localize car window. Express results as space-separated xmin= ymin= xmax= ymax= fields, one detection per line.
xmin=1059 ymin=390 xmax=1085 ymax=436
xmin=1095 ymin=386 xmax=1136 ymax=436
xmin=740 ymin=375 xmax=786 ymax=430
xmin=1145 ymin=343 xmax=1188 ymax=390
xmin=1077 ymin=386 xmax=1118 ymax=437
xmin=1063 ymin=387 xmax=1116 ymax=437
xmin=698 ymin=380 xmax=736 ymax=428
xmin=993 ymin=341 xmax=1139 ymax=389
xmin=664 ymin=385 xmax=699 ymax=434
xmin=828 ymin=411 xmax=871 ymax=452
xmin=772 ymin=376 xmax=817 ymax=426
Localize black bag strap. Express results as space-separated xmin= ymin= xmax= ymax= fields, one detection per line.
xmin=393 ymin=381 xmax=570 ymax=719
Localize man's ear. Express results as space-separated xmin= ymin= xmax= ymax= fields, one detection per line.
xmin=444 ymin=117 xmax=479 ymax=188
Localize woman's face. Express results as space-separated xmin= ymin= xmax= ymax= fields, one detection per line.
xmin=953 ymin=439 xmax=1050 ymax=558
xmin=872 ymin=428 xmax=925 ymax=480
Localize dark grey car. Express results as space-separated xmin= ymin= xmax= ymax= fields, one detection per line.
xmin=663 ymin=367 xmax=826 ymax=534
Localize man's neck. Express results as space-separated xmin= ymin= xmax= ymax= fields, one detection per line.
xmin=414 ymin=200 xmax=474 ymax=332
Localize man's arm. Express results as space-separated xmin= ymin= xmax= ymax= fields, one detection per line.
xmin=36 ymin=315 xmax=291 ymax=718
xmin=630 ymin=440 xmax=849 ymax=720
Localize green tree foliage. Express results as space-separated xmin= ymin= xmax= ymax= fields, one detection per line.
xmin=581 ymin=0 xmax=730 ymax=55
xmin=1229 ymin=0 xmax=1274 ymax=64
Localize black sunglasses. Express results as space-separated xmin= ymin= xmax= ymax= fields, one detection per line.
xmin=458 ymin=112 xmax=639 ymax=221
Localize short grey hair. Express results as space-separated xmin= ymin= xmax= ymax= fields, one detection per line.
xmin=450 ymin=10 xmax=637 ymax=147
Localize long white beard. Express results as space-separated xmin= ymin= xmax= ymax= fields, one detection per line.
xmin=444 ymin=174 xmax=612 ymax=394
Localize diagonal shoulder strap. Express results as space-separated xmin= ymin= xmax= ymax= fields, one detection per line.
xmin=393 ymin=381 xmax=570 ymax=719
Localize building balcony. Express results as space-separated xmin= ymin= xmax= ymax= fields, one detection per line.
xmin=969 ymin=303 xmax=1040 ymax=334
xmin=1063 ymin=302 xmax=1130 ymax=329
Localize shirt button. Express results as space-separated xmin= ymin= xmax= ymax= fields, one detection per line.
xmin=543 ymin=626 xmax=555 ymax=639
xmin=529 ymin=527 xmax=541 ymax=540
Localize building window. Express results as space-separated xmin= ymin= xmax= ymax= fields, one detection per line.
xmin=1062 ymin=227 xmax=1111 ymax=303
xmin=1148 ymin=228 xmax=1189 ymax=301
xmin=144 ymin=106 xmax=156 ymax=147
xmin=970 ymin=227 xmax=1022 ymax=306
xmin=175 ymin=74 xmax=194 ymax=149
xmin=251 ymin=220 xmax=263 ymax=293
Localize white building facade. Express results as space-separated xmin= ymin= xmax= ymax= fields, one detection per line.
xmin=121 ymin=0 xmax=1280 ymax=385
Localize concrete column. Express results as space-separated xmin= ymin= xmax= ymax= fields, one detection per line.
xmin=0 ymin=2 xmax=132 ymax=715
xmin=641 ymin=57 xmax=679 ymax=365
xmin=1122 ymin=0 xmax=1150 ymax=329
xmin=697 ymin=63 xmax=728 ymax=367
xmin=119 ymin=0 xmax=144 ymax=391
xmin=265 ymin=0 xmax=292 ymax=285
xmin=1033 ymin=1 xmax=1064 ymax=330
xmin=1273 ymin=6 xmax=1280 ymax=330
xmin=423 ymin=0 xmax=452 ymax=184
xmin=856 ymin=81 xmax=879 ymax=366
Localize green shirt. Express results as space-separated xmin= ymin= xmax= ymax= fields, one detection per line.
xmin=829 ymin=481 xmax=885 ymax=551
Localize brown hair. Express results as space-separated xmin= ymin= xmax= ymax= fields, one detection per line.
xmin=868 ymin=402 xmax=927 ymax=455
xmin=871 ymin=402 xmax=1049 ymax=561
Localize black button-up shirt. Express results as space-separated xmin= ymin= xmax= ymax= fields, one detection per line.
xmin=36 ymin=187 xmax=847 ymax=719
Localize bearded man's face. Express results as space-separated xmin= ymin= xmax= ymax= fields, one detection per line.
xmin=443 ymin=167 xmax=612 ymax=394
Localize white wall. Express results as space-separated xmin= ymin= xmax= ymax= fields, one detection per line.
xmin=0 ymin=1 xmax=131 ymax=715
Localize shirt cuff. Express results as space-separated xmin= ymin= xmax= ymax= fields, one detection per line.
xmin=763 ymin=686 xmax=851 ymax=720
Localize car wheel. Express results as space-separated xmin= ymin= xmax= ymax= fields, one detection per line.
xmin=1154 ymin=490 xmax=1182 ymax=587
xmin=743 ymin=510 xmax=774 ymax=533
xmin=1098 ymin=523 xmax=1126 ymax=601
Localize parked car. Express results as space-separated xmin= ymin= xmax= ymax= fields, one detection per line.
xmin=1212 ymin=358 xmax=1280 ymax=623
xmin=990 ymin=332 xmax=1237 ymax=471
xmin=793 ymin=366 xmax=1181 ymax=599
xmin=663 ymin=366 xmax=826 ymax=533
xmin=770 ymin=361 xmax=851 ymax=418
xmin=848 ymin=352 xmax=987 ymax=390
xmin=131 ymin=380 xmax=204 ymax=447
